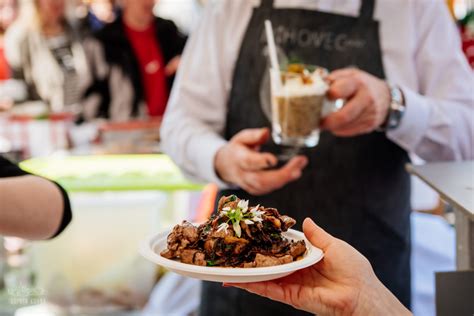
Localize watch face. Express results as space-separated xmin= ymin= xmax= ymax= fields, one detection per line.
xmin=388 ymin=111 xmax=401 ymax=129
xmin=387 ymin=99 xmax=405 ymax=129
xmin=391 ymin=88 xmax=403 ymax=105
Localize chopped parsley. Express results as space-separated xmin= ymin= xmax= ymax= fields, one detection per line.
xmin=206 ymin=260 xmax=218 ymax=266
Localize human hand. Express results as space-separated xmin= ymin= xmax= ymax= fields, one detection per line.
xmin=214 ymin=128 xmax=308 ymax=196
xmin=227 ymin=218 xmax=411 ymax=316
xmin=0 ymin=99 xmax=13 ymax=112
xmin=321 ymin=68 xmax=391 ymax=136
xmin=165 ymin=55 xmax=181 ymax=76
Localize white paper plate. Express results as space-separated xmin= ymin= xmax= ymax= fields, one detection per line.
xmin=139 ymin=228 xmax=324 ymax=283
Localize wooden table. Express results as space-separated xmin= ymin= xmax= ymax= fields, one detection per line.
xmin=407 ymin=161 xmax=474 ymax=269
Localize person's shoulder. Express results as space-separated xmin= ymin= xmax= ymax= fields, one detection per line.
xmin=155 ymin=16 xmax=177 ymax=30
xmin=194 ymin=0 xmax=254 ymax=30
xmin=4 ymin=19 xmax=32 ymax=66
xmin=4 ymin=19 xmax=30 ymax=44
xmin=411 ymin=0 xmax=450 ymax=17
xmin=412 ymin=0 xmax=447 ymax=8
xmin=376 ymin=0 xmax=446 ymax=16
xmin=92 ymin=18 xmax=123 ymax=43
xmin=205 ymin=0 xmax=255 ymax=15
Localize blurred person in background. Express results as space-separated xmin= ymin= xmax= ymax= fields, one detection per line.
xmin=0 ymin=155 xmax=72 ymax=240
xmin=0 ymin=0 xmax=21 ymax=111
xmin=77 ymin=0 xmax=118 ymax=37
xmin=0 ymin=0 xmax=18 ymax=80
xmin=161 ymin=0 xmax=473 ymax=315
xmin=81 ymin=0 xmax=186 ymax=121
xmin=4 ymin=0 xmax=88 ymax=112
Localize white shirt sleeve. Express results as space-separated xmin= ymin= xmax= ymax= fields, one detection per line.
xmin=161 ymin=2 xmax=246 ymax=187
xmin=4 ymin=22 xmax=29 ymax=73
xmin=387 ymin=0 xmax=474 ymax=161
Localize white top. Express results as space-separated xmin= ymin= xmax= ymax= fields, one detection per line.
xmin=161 ymin=0 xmax=474 ymax=188
xmin=278 ymin=72 xmax=329 ymax=97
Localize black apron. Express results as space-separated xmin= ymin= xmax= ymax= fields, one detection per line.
xmin=200 ymin=1 xmax=411 ymax=315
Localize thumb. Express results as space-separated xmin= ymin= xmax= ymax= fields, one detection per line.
xmin=303 ymin=218 xmax=334 ymax=251
xmin=232 ymin=128 xmax=270 ymax=146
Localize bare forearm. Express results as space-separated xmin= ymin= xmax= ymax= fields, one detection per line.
xmin=0 ymin=176 xmax=64 ymax=240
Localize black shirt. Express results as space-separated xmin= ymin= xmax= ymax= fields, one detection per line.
xmin=0 ymin=156 xmax=29 ymax=178
xmin=83 ymin=16 xmax=187 ymax=118
xmin=0 ymin=156 xmax=72 ymax=238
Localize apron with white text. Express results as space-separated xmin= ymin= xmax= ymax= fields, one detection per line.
xmin=200 ymin=1 xmax=411 ymax=314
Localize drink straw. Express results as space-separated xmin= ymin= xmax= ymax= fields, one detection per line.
xmin=265 ymin=20 xmax=282 ymax=89
xmin=265 ymin=20 xmax=280 ymax=71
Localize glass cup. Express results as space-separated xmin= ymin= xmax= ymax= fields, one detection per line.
xmin=270 ymin=65 xmax=343 ymax=148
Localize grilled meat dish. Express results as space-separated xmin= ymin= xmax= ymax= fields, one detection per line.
xmin=160 ymin=195 xmax=307 ymax=267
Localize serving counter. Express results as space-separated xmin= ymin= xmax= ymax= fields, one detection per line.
xmin=407 ymin=161 xmax=474 ymax=269
xmin=407 ymin=161 xmax=474 ymax=316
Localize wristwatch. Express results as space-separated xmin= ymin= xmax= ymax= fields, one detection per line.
xmin=379 ymin=85 xmax=406 ymax=131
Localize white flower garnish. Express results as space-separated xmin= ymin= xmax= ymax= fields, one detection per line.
xmin=248 ymin=205 xmax=265 ymax=223
xmin=217 ymin=222 xmax=229 ymax=233
xmin=238 ymin=200 xmax=248 ymax=209
xmin=238 ymin=200 xmax=249 ymax=212
xmin=233 ymin=221 xmax=242 ymax=237
xmin=250 ymin=208 xmax=265 ymax=218
xmin=219 ymin=200 xmax=264 ymax=236
xmin=249 ymin=205 xmax=260 ymax=212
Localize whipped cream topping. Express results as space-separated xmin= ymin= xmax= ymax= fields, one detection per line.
xmin=277 ymin=72 xmax=328 ymax=97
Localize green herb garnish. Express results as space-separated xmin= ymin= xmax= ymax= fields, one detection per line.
xmin=217 ymin=200 xmax=265 ymax=237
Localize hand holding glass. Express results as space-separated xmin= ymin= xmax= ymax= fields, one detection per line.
xmin=270 ymin=66 xmax=343 ymax=148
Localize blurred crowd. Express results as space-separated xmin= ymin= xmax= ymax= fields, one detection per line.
xmin=1 ymin=0 xmax=472 ymax=123
xmin=0 ymin=0 xmax=186 ymax=120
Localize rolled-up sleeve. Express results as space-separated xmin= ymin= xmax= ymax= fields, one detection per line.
xmin=387 ymin=0 xmax=474 ymax=161
xmin=161 ymin=2 xmax=245 ymax=188
xmin=49 ymin=181 xmax=72 ymax=238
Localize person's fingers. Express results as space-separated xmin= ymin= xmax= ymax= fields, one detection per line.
xmin=164 ymin=56 xmax=180 ymax=76
xmin=252 ymin=145 xmax=262 ymax=152
xmin=164 ymin=64 xmax=174 ymax=76
xmin=225 ymin=282 xmax=287 ymax=304
xmin=327 ymin=76 xmax=359 ymax=100
xmin=0 ymin=99 xmax=13 ymax=111
xmin=326 ymin=68 xmax=358 ymax=82
xmin=278 ymin=155 xmax=309 ymax=180
xmin=164 ymin=64 xmax=173 ymax=76
xmin=303 ymin=218 xmax=334 ymax=252
xmin=241 ymin=156 xmax=308 ymax=195
xmin=240 ymin=174 xmax=271 ymax=196
xmin=321 ymin=92 xmax=367 ymax=131
xmin=232 ymin=128 xmax=271 ymax=147
xmin=239 ymin=165 xmax=273 ymax=195
xmin=239 ymin=180 xmax=265 ymax=196
xmin=237 ymin=147 xmax=278 ymax=171
xmin=328 ymin=103 xmax=375 ymax=136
